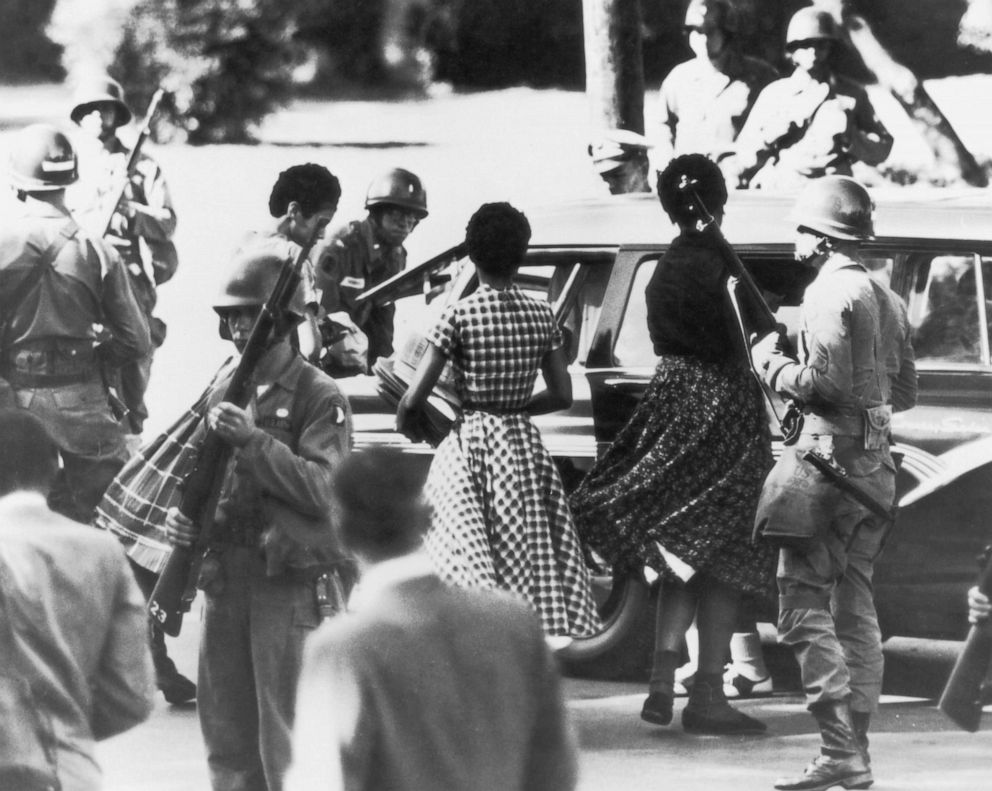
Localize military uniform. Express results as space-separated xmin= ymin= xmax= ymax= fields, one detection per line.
xmin=317 ymin=217 xmax=406 ymax=368
xmin=70 ymin=127 xmax=178 ymax=433
xmin=756 ymin=248 xmax=916 ymax=711
xmin=0 ymin=198 xmax=150 ymax=523
xmin=656 ymin=53 xmax=778 ymax=167
xmin=196 ymin=353 xmax=352 ymax=791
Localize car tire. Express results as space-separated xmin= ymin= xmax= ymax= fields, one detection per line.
xmin=558 ymin=570 xmax=655 ymax=681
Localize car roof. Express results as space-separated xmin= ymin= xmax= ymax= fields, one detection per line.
xmin=526 ymin=190 xmax=992 ymax=248
xmin=360 ymin=188 xmax=992 ymax=305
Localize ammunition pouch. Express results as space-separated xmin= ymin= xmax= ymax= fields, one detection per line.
xmin=754 ymin=447 xmax=841 ymax=551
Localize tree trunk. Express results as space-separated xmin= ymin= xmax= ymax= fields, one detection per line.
xmin=582 ymin=0 xmax=646 ymax=136
xmin=825 ymin=0 xmax=988 ymax=186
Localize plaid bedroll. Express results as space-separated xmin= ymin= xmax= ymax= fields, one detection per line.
xmin=94 ymin=359 xmax=237 ymax=574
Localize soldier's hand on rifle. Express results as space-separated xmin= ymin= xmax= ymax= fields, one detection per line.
xmin=165 ymin=507 xmax=196 ymax=548
xmin=751 ymin=328 xmax=794 ymax=390
xmin=208 ymin=402 xmax=255 ymax=448
xmin=968 ymin=586 xmax=990 ymax=625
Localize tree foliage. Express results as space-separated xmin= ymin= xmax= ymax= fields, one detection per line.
xmin=112 ymin=0 xmax=304 ymax=143
xmin=0 ymin=0 xmax=64 ymax=81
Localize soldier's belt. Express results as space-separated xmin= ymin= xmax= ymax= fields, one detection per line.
xmin=801 ymin=412 xmax=864 ymax=437
xmin=1 ymin=366 xmax=98 ymax=389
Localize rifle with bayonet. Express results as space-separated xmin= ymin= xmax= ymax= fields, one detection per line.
xmin=95 ymin=87 xmax=167 ymax=424
xmin=675 ymin=175 xmax=804 ymax=443
xmin=939 ymin=545 xmax=992 ymax=731
xmin=148 ymin=219 xmax=329 ymax=636
xmin=100 ymin=87 xmax=167 ymax=238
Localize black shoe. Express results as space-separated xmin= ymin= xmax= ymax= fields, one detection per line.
xmin=682 ymin=677 xmax=766 ymax=735
xmin=640 ymin=691 xmax=674 ymax=726
xmin=158 ymin=672 xmax=196 ymax=705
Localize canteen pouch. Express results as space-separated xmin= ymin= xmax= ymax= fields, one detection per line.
xmin=863 ymin=404 xmax=891 ymax=451
xmin=753 ymin=448 xmax=841 ymax=552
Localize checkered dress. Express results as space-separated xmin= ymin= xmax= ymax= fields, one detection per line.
xmin=423 ymin=285 xmax=601 ymax=637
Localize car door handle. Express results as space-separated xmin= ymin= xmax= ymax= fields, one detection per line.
xmin=603 ymin=377 xmax=651 ymax=392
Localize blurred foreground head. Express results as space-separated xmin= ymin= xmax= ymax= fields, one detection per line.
xmin=657 ymin=153 xmax=727 ymax=229
xmin=0 ymin=409 xmax=58 ymax=497
xmin=331 ymin=448 xmax=431 ymax=561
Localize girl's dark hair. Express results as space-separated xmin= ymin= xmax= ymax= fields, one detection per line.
xmin=465 ymin=202 xmax=532 ymax=277
xmin=657 ymin=153 xmax=728 ymax=228
xmin=268 ymin=163 xmax=341 ymax=218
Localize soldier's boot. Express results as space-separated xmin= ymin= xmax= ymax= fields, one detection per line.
xmin=774 ymin=698 xmax=873 ymax=791
xmin=852 ymin=710 xmax=871 ymax=768
xmin=681 ymin=673 xmax=767 ymax=734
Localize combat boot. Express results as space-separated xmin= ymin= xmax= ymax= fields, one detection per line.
xmin=774 ymin=698 xmax=872 ymax=791
xmin=681 ymin=674 xmax=766 ymax=735
xmin=852 ymin=710 xmax=871 ymax=768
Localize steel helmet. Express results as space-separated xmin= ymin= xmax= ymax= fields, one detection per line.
xmin=6 ymin=123 xmax=78 ymax=192
xmin=685 ymin=0 xmax=739 ymax=34
xmin=213 ymin=249 xmax=307 ymax=340
xmin=70 ymin=75 xmax=133 ymax=127
xmin=786 ymin=7 xmax=840 ymax=49
xmin=788 ymin=175 xmax=875 ymax=241
xmin=365 ymin=168 xmax=428 ymax=218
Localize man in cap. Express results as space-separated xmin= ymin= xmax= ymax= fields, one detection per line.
xmin=316 ymin=167 xmax=428 ymax=373
xmin=0 ymin=123 xmax=150 ymax=524
xmin=730 ymin=7 xmax=893 ymax=189
xmin=164 ymin=247 xmax=352 ymax=791
xmin=751 ymin=176 xmax=917 ymax=791
xmin=68 ymin=73 xmax=178 ymax=436
xmin=654 ymin=0 xmax=778 ymax=178
xmin=588 ymin=129 xmax=653 ymax=194
xmin=286 ymin=447 xmax=578 ymax=791
xmin=0 ymin=407 xmax=154 ymax=791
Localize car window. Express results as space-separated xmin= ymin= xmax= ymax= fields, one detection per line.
xmin=612 ymin=255 xmax=660 ymax=368
xmin=908 ymin=254 xmax=990 ymax=366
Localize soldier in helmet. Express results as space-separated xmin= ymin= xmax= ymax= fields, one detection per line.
xmin=0 ymin=123 xmax=150 ymax=524
xmin=751 ymin=176 xmax=917 ymax=791
xmin=653 ymin=0 xmax=778 ymax=178
xmin=316 ymin=167 xmax=428 ymax=373
xmin=68 ymin=74 xmax=179 ymax=436
xmin=164 ymin=248 xmax=352 ymax=791
xmin=730 ymin=7 xmax=893 ymax=189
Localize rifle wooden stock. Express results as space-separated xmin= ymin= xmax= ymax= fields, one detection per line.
xmin=148 ymin=219 xmax=328 ymax=636
xmin=939 ymin=546 xmax=992 ymax=731
xmin=100 ymin=88 xmax=167 ymax=238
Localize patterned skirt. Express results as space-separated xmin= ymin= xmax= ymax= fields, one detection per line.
xmin=569 ymin=355 xmax=776 ymax=597
xmin=425 ymin=410 xmax=602 ymax=637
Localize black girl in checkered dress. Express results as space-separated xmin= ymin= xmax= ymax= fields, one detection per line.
xmin=397 ymin=202 xmax=600 ymax=637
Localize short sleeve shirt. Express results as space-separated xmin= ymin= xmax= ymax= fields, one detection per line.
xmin=427 ymin=284 xmax=562 ymax=411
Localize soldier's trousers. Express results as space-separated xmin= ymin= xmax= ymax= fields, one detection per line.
xmin=776 ymin=453 xmax=895 ymax=716
xmin=198 ymin=547 xmax=323 ymax=791
xmin=14 ymin=380 xmax=130 ymax=523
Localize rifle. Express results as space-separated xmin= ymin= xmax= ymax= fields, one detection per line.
xmin=100 ymin=87 xmax=167 ymax=238
xmin=939 ymin=545 xmax=992 ymax=731
xmin=148 ymin=219 xmax=329 ymax=636
xmin=676 ymin=176 xmax=804 ymax=443
xmin=95 ymin=87 xmax=167 ymax=427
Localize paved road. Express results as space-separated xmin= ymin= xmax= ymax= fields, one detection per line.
xmin=96 ymin=612 xmax=991 ymax=791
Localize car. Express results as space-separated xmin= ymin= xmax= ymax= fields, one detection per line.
xmin=342 ymin=188 xmax=992 ymax=680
